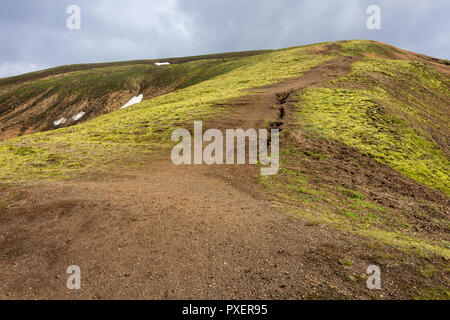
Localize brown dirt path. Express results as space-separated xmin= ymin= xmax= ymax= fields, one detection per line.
xmin=0 ymin=55 xmax=434 ymax=299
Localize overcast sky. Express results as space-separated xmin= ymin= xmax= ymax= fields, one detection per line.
xmin=0 ymin=0 xmax=449 ymax=78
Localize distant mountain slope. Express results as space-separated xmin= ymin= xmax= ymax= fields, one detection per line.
xmin=0 ymin=49 xmax=272 ymax=140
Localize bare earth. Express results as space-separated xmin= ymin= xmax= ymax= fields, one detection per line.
xmin=0 ymin=56 xmax=443 ymax=299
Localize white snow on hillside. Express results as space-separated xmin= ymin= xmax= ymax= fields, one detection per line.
xmin=121 ymin=94 xmax=144 ymax=109
xmin=72 ymin=111 xmax=86 ymax=121
xmin=53 ymin=118 xmax=67 ymax=126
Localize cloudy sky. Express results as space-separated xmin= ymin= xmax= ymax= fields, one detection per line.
xmin=0 ymin=0 xmax=449 ymax=78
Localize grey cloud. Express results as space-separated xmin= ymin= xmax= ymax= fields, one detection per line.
xmin=0 ymin=0 xmax=448 ymax=77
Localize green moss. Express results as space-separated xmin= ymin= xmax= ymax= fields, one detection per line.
xmin=337 ymin=186 xmax=365 ymax=200
xmin=339 ymin=40 xmax=402 ymax=58
xmin=296 ymin=88 xmax=449 ymax=195
xmin=278 ymin=202 xmax=450 ymax=259
xmin=352 ymin=199 xmax=385 ymax=212
xmin=338 ymin=257 xmax=354 ymax=266
xmin=419 ymin=264 xmax=439 ymax=278
xmin=414 ymin=287 xmax=450 ymax=300
xmin=339 ymin=211 xmax=357 ymax=219
xmin=347 ymin=275 xmax=358 ymax=282
xmin=259 ymin=130 xmax=448 ymax=260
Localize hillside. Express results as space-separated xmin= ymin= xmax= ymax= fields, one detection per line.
xmin=0 ymin=50 xmax=272 ymax=141
xmin=0 ymin=40 xmax=449 ymax=299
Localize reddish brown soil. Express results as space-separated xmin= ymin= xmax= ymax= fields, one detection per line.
xmin=0 ymin=55 xmax=447 ymax=300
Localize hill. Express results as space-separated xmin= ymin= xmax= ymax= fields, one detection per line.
xmin=0 ymin=49 xmax=272 ymax=140
xmin=0 ymin=40 xmax=448 ymax=299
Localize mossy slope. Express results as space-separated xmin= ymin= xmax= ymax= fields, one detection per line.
xmin=260 ymin=40 xmax=449 ymax=261
xmin=0 ymin=43 xmax=335 ymax=181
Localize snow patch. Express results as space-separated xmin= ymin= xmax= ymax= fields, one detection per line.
xmin=155 ymin=62 xmax=170 ymax=66
xmin=121 ymin=94 xmax=143 ymax=109
xmin=53 ymin=118 xmax=67 ymax=126
xmin=72 ymin=111 xmax=86 ymax=121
